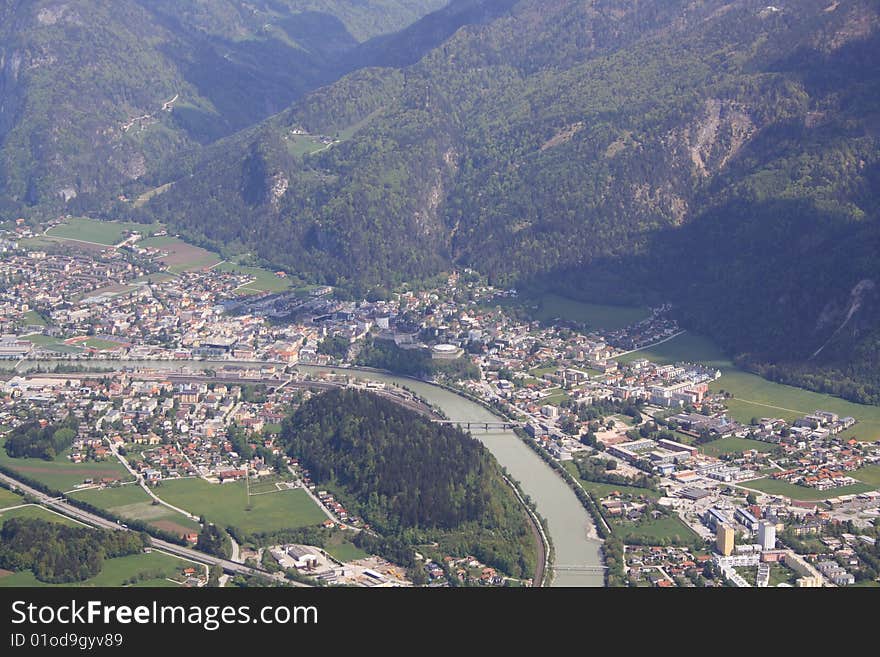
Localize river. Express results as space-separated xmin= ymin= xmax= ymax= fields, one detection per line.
xmin=3 ymin=359 xmax=605 ymax=586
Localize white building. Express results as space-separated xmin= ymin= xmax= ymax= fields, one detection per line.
xmin=758 ymin=521 xmax=776 ymax=551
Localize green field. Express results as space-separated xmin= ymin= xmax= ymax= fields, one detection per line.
xmin=47 ymin=217 xmax=161 ymax=245
xmin=611 ymin=515 xmax=699 ymax=545
xmin=0 ymin=550 xmax=199 ymax=588
xmin=0 ymin=439 xmax=133 ymax=491
xmin=285 ymin=134 xmax=336 ymax=157
xmin=0 ymin=487 xmax=24 ymax=508
xmin=82 ymin=337 xmax=127 ymax=350
xmin=699 ymin=437 xmax=776 ymax=457
xmin=617 ymin=332 xmax=880 ymax=441
xmin=325 ymin=541 xmax=369 ymax=563
xmin=21 ymin=310 xmax=48 ymax=327
xmin=153 ymin=479 xmax=326 ymax=534
xmin=849 ymin=464 xmax=880 ymax=488
xmin=530 ymin=294 xmax=649 ymax=331
xmin=740 ymin=477 xmax=874 ymax=501
xmin=0 ymin=505 xmax=81 ymax=528
xmin=216 ymin=262 xmax=292 ymax=294
xmin=69 ymin=485 xmax=200 ymax=537
xmin=22 ymin=333 xmax=84 ymax=354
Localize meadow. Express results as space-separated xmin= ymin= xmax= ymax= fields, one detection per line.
xmin=0 ymin=439 xmax=133 ymax=491
xmin=617 ymin=332 xmax=880 ymax=441
xmin=47 ymin=217 xmax=161 ymax=245
xmin=69 ymin=485 xmax=200 ymax=537
xmin=153 ymin=478 xmax=326 ymax=534
xmin=698 ymin=437 xmax=775 ymax=457
xmin=216 ymin=262 xmax=293 ymax=294
xmin=739 ymin=477 xmax=873 ymax=501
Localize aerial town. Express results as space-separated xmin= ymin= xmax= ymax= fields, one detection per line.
xmin=1 ymin=218 xmax=879 ymax=588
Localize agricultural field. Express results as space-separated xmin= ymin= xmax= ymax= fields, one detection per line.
xmin=0 ymin=439 xmax=133 ymax=491
xmin=0 ymin=550 xmax=200 ymax=588
xmin=69 ymin=485 xmax=199 ymax=538
xmin=616 ymin=332 xmax=880 ymax=441
xmin=153 ymin=478 xmax=326 ymax=534
xmin=46 ymin=217 xmax=161 ymax=245
xmin=138 ymin=236 xmax=221 ymax=273
xmin=698 ymin=437 xmax=776 ymax=457
xmin=529 ymin=294 xmax=650 ymax=331
xmin=739 ymin=477 xmax=874 ymax=501
xmin=216 ymin=262 xmax=292 ymax=294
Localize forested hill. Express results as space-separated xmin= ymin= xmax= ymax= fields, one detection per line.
xmin=279 ymin=389 xmax=537 ymax=578
xmin=135 ymin=0 xmax=880 ymax=404
xmin=0 ymin=0 xmax=445 ymax=214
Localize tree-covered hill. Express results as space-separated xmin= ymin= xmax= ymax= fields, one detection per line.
xmin=0 ymin=0 xmax=445 ymax=213
xmin=279 ymin=388 xmax=537 ymax=579
xmin=136 ymin=0 xmax=880 ymax=403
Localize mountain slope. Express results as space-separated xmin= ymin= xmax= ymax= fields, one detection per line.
xmin=0 ymin=0 xmax=445 ymax=212
xmin=138 ymin=0 xmax=880 ymax=403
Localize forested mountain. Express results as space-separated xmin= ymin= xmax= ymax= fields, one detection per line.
xmin=133 ymin=0 xmax=880 ymax=403
xmin=280 ymin=389 xmax=537 ymax=578
xmin=0 ymin=0 xmax=445 ymax=213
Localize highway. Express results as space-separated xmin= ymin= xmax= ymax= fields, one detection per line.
xmin=0 ymin=470 xmax=309 ymax=586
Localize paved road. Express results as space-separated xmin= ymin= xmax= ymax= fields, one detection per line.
xmin=0 ymin=471 xmax=307 ymax=586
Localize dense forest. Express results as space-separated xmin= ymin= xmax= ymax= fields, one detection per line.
xmin=125 ymin=0 xmax=880 ymax=404
xmin=3 ymin=417 xmax=79 ymax=460
xmin=279 ymin=388 xmax=537 ymax=578
xmin=0 ymin=518 xmax=148 ymax=583
xmin=0 ymin=0 xmax=444 ymax=213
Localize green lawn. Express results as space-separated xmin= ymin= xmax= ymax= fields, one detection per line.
xmin=21 ymin=310 xmax=48 ymax=327
xmin=153 ymin=479 xmax=325 ymax=534
xmin=740 ymin=477 xmax=874 ymax=501
xmin=69 ymin=485 xmax=200 ymax=537
xmin=325 ymin=541 xmax=369 ymax=563
xmin=699 ymin=437 xmax=775 ymax=457
xmin=0 ymin=487 xmax=25 ymax=508
xmin=531 ymin=293 xmax=649 ymax=330
xmin=0 ymin=550 xmax=199 ymax=588
xmin=848 ymin=464 xmax=880 ymax=488
xmin=47 ymin=217 xmax=161 ymax=245
xmin=617 ymin=332 xmax=880 ymax=441
xmin=0 ymin=505 xmax=81 ymax=528
xmin=612 ymin=515 xmax=699 ymax=545
xmin=216 ymin=262 xmax=292 ymax=294
xmin=0 ymin=439 xmax=133 ymax=491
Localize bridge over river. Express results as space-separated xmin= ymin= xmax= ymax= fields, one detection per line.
xmin=432 ymin=419 xmax=523 ymax=431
